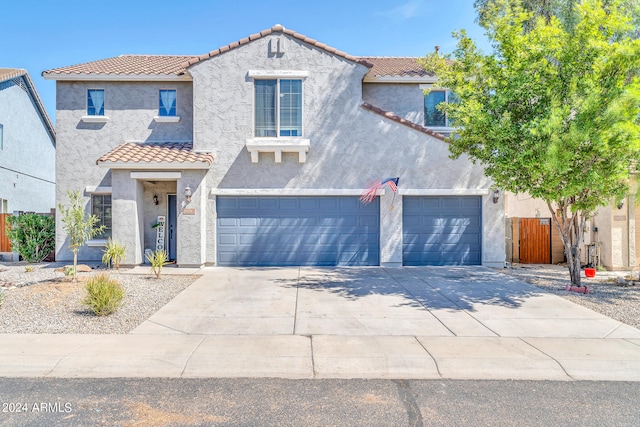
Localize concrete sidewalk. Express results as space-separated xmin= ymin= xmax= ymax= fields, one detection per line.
xmin=2 ymin=266 xmax=640 ymax=381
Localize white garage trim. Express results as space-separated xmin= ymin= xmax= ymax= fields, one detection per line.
xmin=399 ymin=189 xmax=490 ymax=196
xmin=211 ymin=188 xmax=386 ymax=196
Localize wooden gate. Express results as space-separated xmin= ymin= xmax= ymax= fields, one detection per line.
xmin=0 ymin=214 xmax=11 ymax=252
xmin=519 ymin=218 xmax=551 ymax=264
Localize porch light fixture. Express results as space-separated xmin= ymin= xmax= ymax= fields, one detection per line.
xmin=492 ymin=188 xmax=500 ymax=204
xmin=153 ymin=195 xmax=159 ymax=205
xmin=618 ymin=199 xmax=625 ymax=210
xmin=184 ymin=186 xmax=192 ymax=203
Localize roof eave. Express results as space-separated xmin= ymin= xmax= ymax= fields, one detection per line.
xmin=363 ymin=75 xmax=438 ymax=84
xmin=97 ymin=161 xmax=211 ymax=170
xmin=42 ymin=73 xmax=193 ymax=82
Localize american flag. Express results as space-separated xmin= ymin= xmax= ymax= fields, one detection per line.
xmin=360 ymin=177 xmax=400 ymax=205
xmin=382 ymin=177 xmax=399 ymax=193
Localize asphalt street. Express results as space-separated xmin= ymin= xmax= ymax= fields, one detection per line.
xmin=1 ymin=378 xmax=639 ymax=426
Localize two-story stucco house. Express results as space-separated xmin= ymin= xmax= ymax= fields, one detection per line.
xmin=43 ymin=25 xmax=505 ymax=268
xmin=0 ymin=69 xmax=56 ymax=215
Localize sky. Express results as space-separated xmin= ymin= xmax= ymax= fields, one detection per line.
xmin=2 ymin=0 xmax=490 ymax=123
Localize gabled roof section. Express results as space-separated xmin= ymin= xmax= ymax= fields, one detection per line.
xmin=0 ymin=68 xmax=56 ymax=143
xmin=361 ymin=102 xmax=446 ymax=141
xmin=184 ymin=24 xmax=373 ymax=69
xmin=42 ymin=55 xmax=196 ymax=81
xmin=360 ymin=57 xmax=436 ymax=83
xmin=96 ymin=142 xmax=214 ymax=170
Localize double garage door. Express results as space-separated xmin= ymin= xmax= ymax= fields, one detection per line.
xmin=216 ymin=196 xmax=481 ymax=266
xmin=217 ymin=196 xmax=380 ymax=266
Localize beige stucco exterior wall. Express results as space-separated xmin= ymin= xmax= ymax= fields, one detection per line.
xmin=189 ymin=33 xmax=504 ymax=267
xmin=55 ymin=81 xmax=193 ymax=262
xmin=53 ymin=32 xmax=505 ymax=267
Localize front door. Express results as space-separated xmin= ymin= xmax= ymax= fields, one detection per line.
xmin=167 ymin=194 xmax=177 ymax=260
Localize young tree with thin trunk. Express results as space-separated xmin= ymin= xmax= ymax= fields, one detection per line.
xmin=423 ymin=0 xmax=640 ymax=286
xmin=58 ymin=190 xmax=105 ymax=281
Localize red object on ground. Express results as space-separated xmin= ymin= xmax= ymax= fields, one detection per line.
xmin=584 ymin=268 xmax=596 ymax=278
xmin=565 ymin=284 xmax=590 ymax=294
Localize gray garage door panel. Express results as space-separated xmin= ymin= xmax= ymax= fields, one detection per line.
xmin=217 ymin=196 xmax=379 ymax=266
xmin=403 ymin=196 xmax=482 ymax=266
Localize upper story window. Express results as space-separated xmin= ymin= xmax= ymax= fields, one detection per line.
xmin=87 ymin=89 xmax=105 ymax=116
xmin=91 ymin=194 xmax=112 ymax=239
xmin=159 ymin=90 xmax=177 ymax=116
xmin=424 ymin=90 xmax=457 ymax=128
xmin=254 ymin=79 xmax=302 ymax=137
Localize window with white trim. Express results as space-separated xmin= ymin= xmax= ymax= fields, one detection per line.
xmin=159 ymin=90 xmax=177 ymax=116
xmin=91 ymin=194 xmax=112 ymax=239
xmin=424 ymin=90 xmax=458 ymax=127
xmin=87 ymin=89 xmax=105 ymax=116
xmin=254 ymin=79 xmax=302 ymax=137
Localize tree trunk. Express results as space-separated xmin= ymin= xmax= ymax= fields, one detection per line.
xmin=73 ymin=247 xmax=78 ymax=282
xmin=548 ymin=202 xmax=585 ymax=287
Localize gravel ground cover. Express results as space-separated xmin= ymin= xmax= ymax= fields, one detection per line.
xmin=499 ymin=264 xmax=640 ymax=330
xmin=0 ymin=262 xmax=198 ymax=334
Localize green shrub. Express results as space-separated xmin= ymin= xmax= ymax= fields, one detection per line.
xmin=146 ymin=250 xmax=168 ymax=279
xmin=24 ymin=265 xmax=34 ymax=272
xmin=102 ymin=238 xmax=126 ymax=270
xmin=6 ymin=214 xmax=55 ymax=263
xmin=63 ymin=266 xmax=75 ymax=277
xmin=82 ymin=273 xmax=125 ymax=316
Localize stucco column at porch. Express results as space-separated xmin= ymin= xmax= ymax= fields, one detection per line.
xmin=176 ymin=171 xmax=207 ymax=267
xmin=111 ymin=170 xmax=144 ymax=265
xmin=380 ymin=191 xmax=403 ymax=267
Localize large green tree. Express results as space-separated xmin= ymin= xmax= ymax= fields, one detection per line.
xmin=422 ymin=0 xmax=640 ymax=286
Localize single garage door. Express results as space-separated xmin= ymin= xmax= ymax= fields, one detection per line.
xmin=217 ymin=196 xmax=379 ymax=266
xmin=403 ymin=196 xmax=482 ymax=266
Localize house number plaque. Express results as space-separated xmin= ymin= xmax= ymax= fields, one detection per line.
xmin=183 ymin=208 xmax=196 ymax=215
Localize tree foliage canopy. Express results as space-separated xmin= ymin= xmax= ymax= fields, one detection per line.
xmin=422 ymin=0 xmax=640 ymax=284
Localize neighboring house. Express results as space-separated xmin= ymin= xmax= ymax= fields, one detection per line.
xmin=43 ymin=24 xmax=504 ymax=267
xmin=0 ymin=69 xmax=56 ymax=215
xmin=505 ymin=192 xmax=638 ymax=271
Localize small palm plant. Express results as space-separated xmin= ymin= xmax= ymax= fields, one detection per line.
xmin=102 ymin=238 xmax=126 ymax=270
xmin=146 ymin=249 xmax=168 ymax=279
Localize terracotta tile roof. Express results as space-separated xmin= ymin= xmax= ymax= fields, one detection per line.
xmin=184 ymin=24 xmax=373 ymax=69
xmin=0 ymin=68 xmax=29 ymax=81
xmin=43 ymin=55 xmax=196 ymax=77
xmin=96 ymin=142 xmax=214 ymax=167
xmin=359 ymin=57 xmax=432 ymax=79
xmin=0 ymin=68 xmax=56 ymax=142
xmin=361 ymin=102 xmax=446 ymax=141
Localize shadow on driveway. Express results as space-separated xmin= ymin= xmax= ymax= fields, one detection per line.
xmin=276 ymin=266 xmax=544 ymax=312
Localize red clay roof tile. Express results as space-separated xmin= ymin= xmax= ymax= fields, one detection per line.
xmin=96 ymin=142 xmax=214 ymax=166
xmin=360 ymin=57 xmax=432 ymax=79
xmin=361 ymin=102 xmax=446 ymax=141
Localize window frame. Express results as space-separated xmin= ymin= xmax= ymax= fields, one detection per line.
xmin=87 ymin=89 xmax=105 ymax=116
xmin=91 ymin=193 xmax=112 ymax=240
xmin=253 ymin=78 xmax=303 ymax=138
xmin=424 ymin=89 xmax=457 ymax=129
xmin=158 ymin=89 xmax=177 ymax=117
xmin=0 ymin=123 xmax=3 ymax=150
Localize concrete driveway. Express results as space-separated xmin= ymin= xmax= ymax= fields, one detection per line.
xmin=132 ymin=266 xmax=639 ymax=339
xmin=4 ymin=266 xmax=640 ymax=380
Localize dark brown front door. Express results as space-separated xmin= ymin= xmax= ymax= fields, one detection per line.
xmin=519 ymin=218 xmax=551 ymax=264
